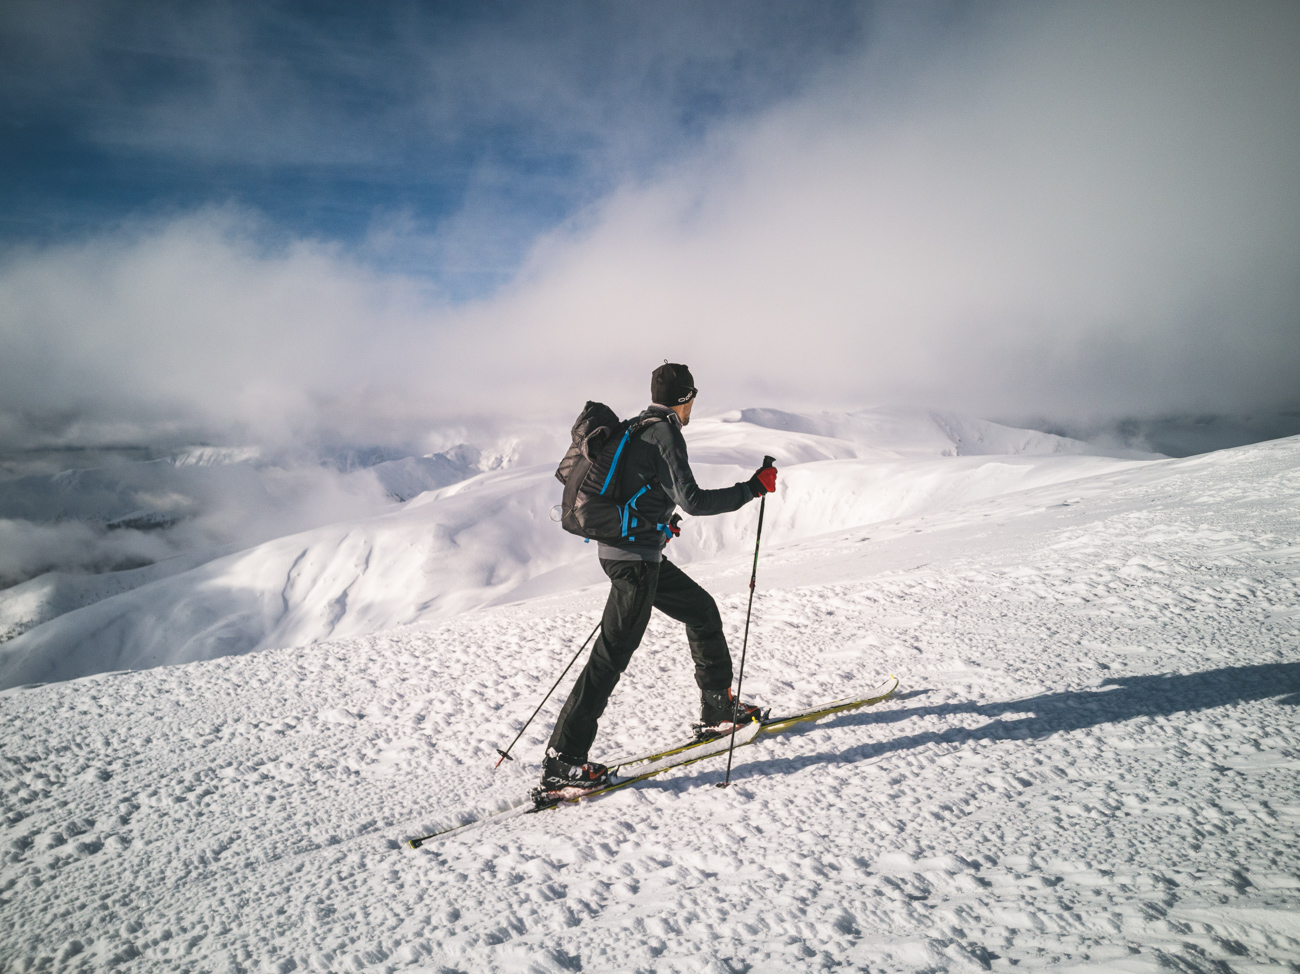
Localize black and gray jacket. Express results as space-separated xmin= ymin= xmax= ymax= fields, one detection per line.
xmin=598 ymin=404 xmax=757 ymax=562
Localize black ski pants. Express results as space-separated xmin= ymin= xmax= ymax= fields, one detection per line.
xmin=547 ymin=557 xmax=733 ymax=762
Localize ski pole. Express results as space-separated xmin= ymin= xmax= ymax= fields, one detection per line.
xmin=718 ymin=455 xmax=775 ymax=789
xmin=495 ymin=620 xmax=602 ymax=767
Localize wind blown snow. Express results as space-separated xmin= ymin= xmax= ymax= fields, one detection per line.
xmin=0 ymin=419 xmax=1297 ymax=972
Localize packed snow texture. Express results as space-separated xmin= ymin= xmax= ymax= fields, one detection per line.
xmin=0 ymin=408 xmax=1153 ymax=689
xmin=1 ymin=426 xmax=1297 ymax=972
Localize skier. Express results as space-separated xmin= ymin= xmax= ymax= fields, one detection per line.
xmin=540 ymin=362 xmax=778 ymax=797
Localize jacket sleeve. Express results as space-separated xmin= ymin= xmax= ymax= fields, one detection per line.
xmin=650 ymin=422 xmax=755 ymax=517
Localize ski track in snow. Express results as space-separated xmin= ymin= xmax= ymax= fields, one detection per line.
xmin=1 ymin=438 xmax=1298 ymax=973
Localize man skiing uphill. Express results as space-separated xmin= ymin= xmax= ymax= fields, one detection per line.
xmin=541 ymin=362 xmax=778 ymax=799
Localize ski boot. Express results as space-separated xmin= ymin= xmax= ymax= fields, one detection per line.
xmin=693 ymin=687 xmax=766 ymax=740
xmin=532 ymin=749 xmax=613 ymax=807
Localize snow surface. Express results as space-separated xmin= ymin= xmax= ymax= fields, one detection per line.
xmin=0 ymin=408 xmax=1152 ymax=689
xmin=1 ymin=427 xmax=1297 ymax=972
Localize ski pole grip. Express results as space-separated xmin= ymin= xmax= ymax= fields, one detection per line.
xmin=762 ymin=455 xmax=775 ymax=468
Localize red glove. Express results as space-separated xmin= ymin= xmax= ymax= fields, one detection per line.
xmin=749 ymin=464 xmax=777 ymax=496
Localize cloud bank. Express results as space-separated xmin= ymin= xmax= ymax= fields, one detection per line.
xmin=1 ymin=0 xmax=1297 ymax=455
xmin=0 ymin=518 xmax=176 ymax=589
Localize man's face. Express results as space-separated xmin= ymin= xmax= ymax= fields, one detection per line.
xmin=675 ymin=398 xmax=694 ymax=426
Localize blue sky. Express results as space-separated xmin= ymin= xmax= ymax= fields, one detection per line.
xmin=1 ymin=1 xmax=1298 ymax=456
xmin=0 ymin=0 xmax=879 ymax=293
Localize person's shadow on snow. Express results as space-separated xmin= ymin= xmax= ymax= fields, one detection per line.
xmin=733 ymin=660 xmax=1300 ymax=780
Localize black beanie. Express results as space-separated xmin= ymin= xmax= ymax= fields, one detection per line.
xmin=651 ymin=363 xmax=696 ymax=406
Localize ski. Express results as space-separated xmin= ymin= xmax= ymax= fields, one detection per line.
xmin=406 ymin=721 xmax=760 ymax=848
xmin=537 ymin=717 xmax=763 ymax=809
xmin=405 ymin=675 xmax=899 ymax=849
xmin=601 ymin=716 xmax=764 ymax=772
xmin=607 ymin=674 xmax=900 ymax=771
xmin=405 ymin=795 xmax=549 ymax=847
xmin=759 ymin=673 xmax=900 ymax=734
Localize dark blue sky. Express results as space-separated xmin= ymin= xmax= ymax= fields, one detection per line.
xmin=1 ymin=0 xmax=881 ymax=293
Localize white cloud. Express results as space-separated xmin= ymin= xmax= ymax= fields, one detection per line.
xmin=0 ymin=519 xmax=177 ymax=587
xmin=494 ymin=0 xmax=1300 ymax=421
xmin=1 ymin=1 xmax=1297 ymax=454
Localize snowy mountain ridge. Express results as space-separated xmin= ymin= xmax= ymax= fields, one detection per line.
xmin=0 ymin=407 xmax=1150 ymax=689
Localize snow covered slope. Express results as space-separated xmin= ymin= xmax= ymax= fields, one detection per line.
xmin=0 ymin=549 xmax=227 ymax=643
xmin=0 ymin=435 xmax=1295 ymax=972
xmin=0 ymin=408 xmax=1149 ymax=688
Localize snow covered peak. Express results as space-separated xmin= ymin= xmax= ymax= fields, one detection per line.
xmin=0 ymin=407 xmax=1166 ymax=689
